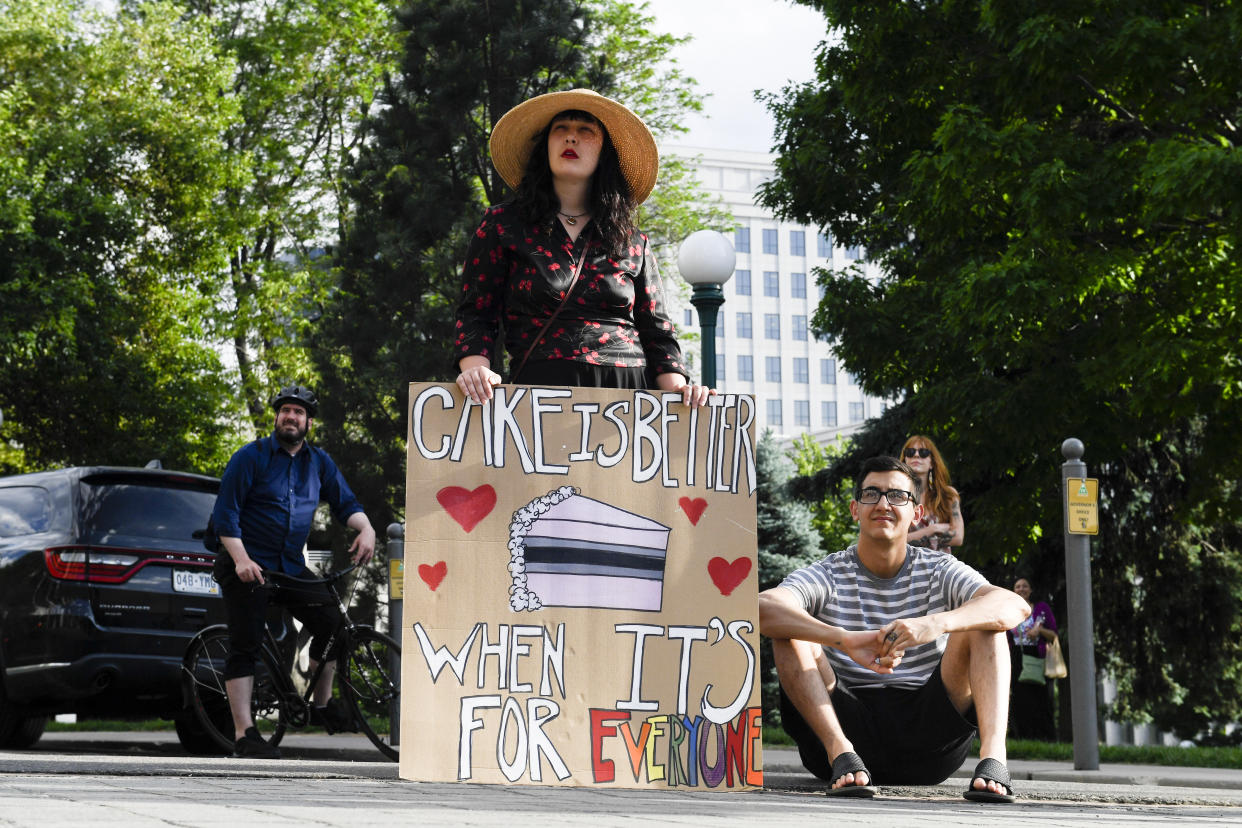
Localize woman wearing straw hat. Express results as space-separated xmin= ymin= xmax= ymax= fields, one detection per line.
xmin=453 ymin=89 xmax=714 ymax=407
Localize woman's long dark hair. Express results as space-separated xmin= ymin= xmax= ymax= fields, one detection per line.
xmin=514 ymin=109 xmax=637 ymax=253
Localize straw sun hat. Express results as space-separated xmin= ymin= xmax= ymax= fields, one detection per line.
xmin=489 ymin=89 xmax=659 ymax=204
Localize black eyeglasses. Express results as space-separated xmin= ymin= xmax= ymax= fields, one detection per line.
xmin=903 ymin=448 xmax=931 ymax=459
xmin=856 ymin=487 xmax=914 ymax=506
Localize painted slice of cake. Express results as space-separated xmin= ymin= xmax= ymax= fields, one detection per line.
xmin=508 ymin=487 xmax=671 ymax=612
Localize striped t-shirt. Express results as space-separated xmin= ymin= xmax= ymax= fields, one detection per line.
xmin=779 ymin=545 xmax=988 ymax=689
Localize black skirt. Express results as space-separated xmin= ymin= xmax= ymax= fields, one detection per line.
xmin=512 ymin=359 xmax=650 ymax=390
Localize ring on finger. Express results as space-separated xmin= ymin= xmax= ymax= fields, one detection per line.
xmin=885 ymin=631 xmax=898 ymax=643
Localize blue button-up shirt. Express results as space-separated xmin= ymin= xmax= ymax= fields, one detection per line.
xmin=211 ymin=434 xmax=364 ymax=574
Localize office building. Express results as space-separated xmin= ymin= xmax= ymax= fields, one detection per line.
xmin=665 ymin=147 xmax=892 ymax=443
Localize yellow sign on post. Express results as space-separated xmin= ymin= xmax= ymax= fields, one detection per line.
xmin=389 ymin=559 xmax=404 ymax=600
xmin=1065 ymin=478 xmax=1099 ymax=535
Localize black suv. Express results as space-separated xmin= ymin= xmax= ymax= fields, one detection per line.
xmin=0 ymin=465 xmax=227 ymax=751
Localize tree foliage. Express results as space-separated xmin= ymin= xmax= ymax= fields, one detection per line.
xmin=754 ymin=431 xmax=821 ymax=728
xmin=761 ymin=0 xmax=1242 ymax=735
xmin=171 ymin=0 xmax=399 ymax=430
xmin=0 ymin=0 xmax=242 ymax=473
xmin=786 ymin=432 xmax=858 ymax=554
xmin=314 ymin=0 xmax=729 ymax=531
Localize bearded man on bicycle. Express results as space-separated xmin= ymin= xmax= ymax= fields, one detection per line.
xmin=209 ymin=385 xmax=376 ymax=758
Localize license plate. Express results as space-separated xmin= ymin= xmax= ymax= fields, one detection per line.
xmin=173 ymin=569 xmax=218 ymax=595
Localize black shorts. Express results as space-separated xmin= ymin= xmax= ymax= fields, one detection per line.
xmin=780 ymin=663 xmax=977 ymax=785
xmin=213 ymin=552 xmax=339 ymax=680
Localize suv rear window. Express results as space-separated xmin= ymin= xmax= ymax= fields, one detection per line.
xmin=80 ymin=479 xmax=217 ymax=543
xmin=0 ymin=486 xmax=53 ymax=537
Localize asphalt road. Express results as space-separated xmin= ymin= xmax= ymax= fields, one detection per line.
xmin=1 ymin=731 xmax=1238 ymax=827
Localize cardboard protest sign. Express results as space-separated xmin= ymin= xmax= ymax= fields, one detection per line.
xmin=401 ymin=383 xmax=761 ymax=790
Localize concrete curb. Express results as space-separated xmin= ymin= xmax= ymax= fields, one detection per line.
xmin=24 ymin=732 xmax=1242 ymax=800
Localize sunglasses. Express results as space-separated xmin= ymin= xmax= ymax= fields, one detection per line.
xmin=904 ymin=447 xmax=932 ymax=459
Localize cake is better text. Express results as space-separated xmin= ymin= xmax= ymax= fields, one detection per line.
xmin=409 ymin=386 xmax=757 ymax=496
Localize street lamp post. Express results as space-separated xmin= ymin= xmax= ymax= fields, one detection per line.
xmin=677 ymin=230 xmax=736 ymax=389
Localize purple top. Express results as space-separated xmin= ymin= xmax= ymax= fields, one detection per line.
xmin=1010 ymin=599 xmax=1057 ymax=657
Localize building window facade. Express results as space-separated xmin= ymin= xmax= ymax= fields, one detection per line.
xmin=821 ymin=401 xmax=837 ymax=427
xmin=735 ymin=227 xmax=750 ymax=253
xmin=737 ymin=312 xmax=752 ymax=338
xmin=792 ymin=315 xmax=808 ymax=341
xmin=762 ymin=228 xmax=778 ymax=254
xmin=793 ymin=357 xmax=809 ymax=383
xmin=791 ymin=272 xmax=806 ymax=298
xmin=763 ymin=271 xmax=779 ymax=297
xmin=738 ymin=355 xmax=754 ymax=381
xmin=790 ymin=230 xmax=806 ymax=256
xmin=849 ymin=402 xmax=865 ymax=422
xmin=767 ymin=399 xmax=783 ymax=426
xmin=817 ymin=231 xmax=833 ymax=258
xmin=683 ymin=308 xmax=694 ymax=327
xmin=794 ymin=400 xmax=810 ymax=426
xmin=735 ymin=269 xmax=751 ymax=295
xmin=764 ymin=313 xmax=780 ymax=339
xmin=765 ymin=356 xmax=781 ymax=382
xmin=821 ymin=358 xmax=837 ymax=384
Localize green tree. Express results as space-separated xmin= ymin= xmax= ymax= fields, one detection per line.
xmin=314 ymin=0 xmax=728 ymax=532
xmin=760 ymin=0 xmax=1242 ymax=735
xmin=0 ymin=0 xmax=243 ymax=473
xmin=171 ymin=0 xmax=399 ymax=430
xmin=755 ymin=431 xmax=821 ymax=727
xmin=787 ymin=432 xmax=857 ymax=554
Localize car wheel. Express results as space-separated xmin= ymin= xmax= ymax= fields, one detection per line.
xmin=0 ymin=709 xmax=46 ymax=749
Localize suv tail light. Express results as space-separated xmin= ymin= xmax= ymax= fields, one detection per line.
xmin=44 ymin=546 xmax=215 ymax=584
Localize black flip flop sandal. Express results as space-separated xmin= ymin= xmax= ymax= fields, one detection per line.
xmin=824 ymin=750 xmax=878 ymax=798
xmin=963 ymin=757 xmax=1016 ymax=803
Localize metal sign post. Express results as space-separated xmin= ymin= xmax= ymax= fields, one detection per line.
xmin=1061 ymin=438 xmax=1099 ymax=770
xmin=386 ymin=522 xmax=404 ymax=747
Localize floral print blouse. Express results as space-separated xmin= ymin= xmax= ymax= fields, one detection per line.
xmin=453 ymin=204 xmax=689 ymax=380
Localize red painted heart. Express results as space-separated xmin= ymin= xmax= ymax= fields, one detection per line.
xmin=708 ymin=556 xmax=752 ymax=597
xmin=436 ymin=485 xmax=496 ymax=533
xmin=419 ymin=561 xmax=447 ymax=591
xmin=678 ymin=496 xmax=708 ymax=526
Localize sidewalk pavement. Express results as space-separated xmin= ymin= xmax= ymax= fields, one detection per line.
xmin=27 ymin=730 xmax=1242 ymax=793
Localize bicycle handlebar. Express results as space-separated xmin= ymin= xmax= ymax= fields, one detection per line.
xmin=258 ymin=562 xmax=360 ymax=589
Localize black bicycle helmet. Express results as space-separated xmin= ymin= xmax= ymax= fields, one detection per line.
xmin=271 ymin=385 xmax=319 ymax=417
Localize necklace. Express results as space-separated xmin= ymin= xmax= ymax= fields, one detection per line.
xmin=558 ymin=210 xmax=588 ymax=226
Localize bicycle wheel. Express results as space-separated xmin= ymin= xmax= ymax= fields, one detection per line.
xmin=183 ymin=626 xmax=289 ymax=753
xmin=338 ymin=627 xmax=401 ymax=761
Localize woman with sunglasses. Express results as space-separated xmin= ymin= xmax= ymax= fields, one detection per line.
xmin=900 ymin=435 xmax=964 ymax=550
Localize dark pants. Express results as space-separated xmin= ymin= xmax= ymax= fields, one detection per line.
xmin=213 ymin=553 xmax=338 ymax=680
xmin=1010 ymin=645 xmax=1057 ymax=740
xmin=780 ymin=663 xmax=977 ymax=785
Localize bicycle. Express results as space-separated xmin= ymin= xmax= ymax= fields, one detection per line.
xmin=181 ymin=564 xmax=401 ymax=761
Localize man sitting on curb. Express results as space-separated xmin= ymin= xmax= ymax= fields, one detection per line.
xmin=759 ymin=455 xmax=1030 ymax=802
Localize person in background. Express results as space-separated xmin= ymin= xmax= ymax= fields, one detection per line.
xmin=1009 ymin=577 xmax=1059 ymax=741
xmin=901 ymin=435 xmax=964 ymax=550
xmin=210 ymin=385 xmax=376 ymax=758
